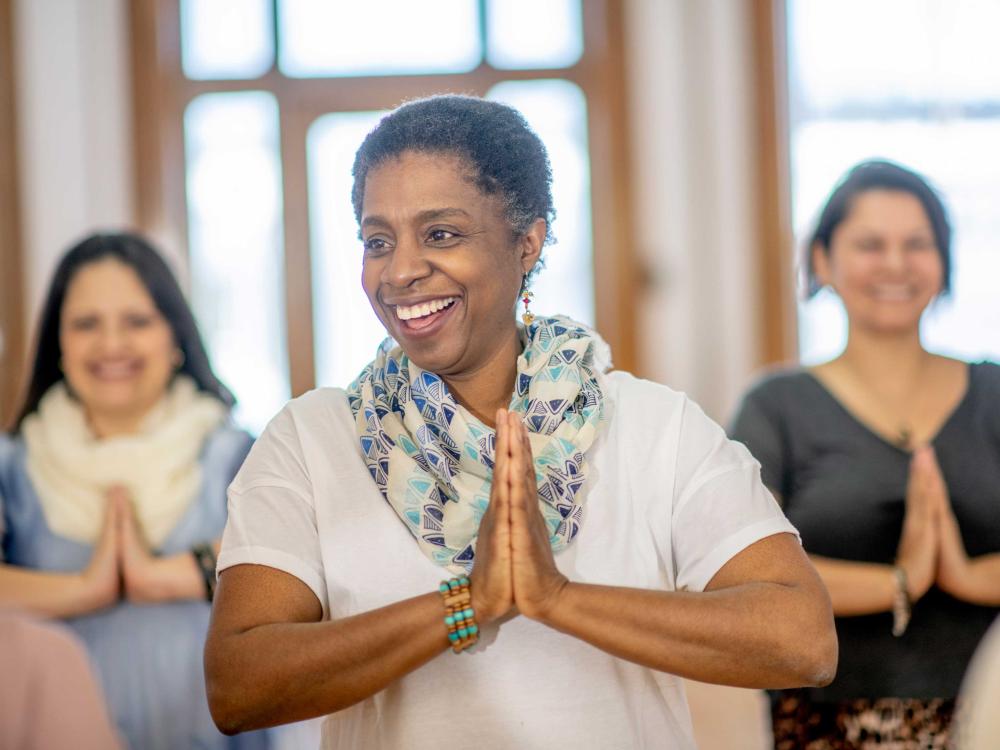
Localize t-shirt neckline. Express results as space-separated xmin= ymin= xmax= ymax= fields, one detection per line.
xmin=800 ymin=362 xmax=976 ymax=455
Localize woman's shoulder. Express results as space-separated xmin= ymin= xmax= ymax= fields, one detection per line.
xmin=968 ymin=360 xmax=1000 ymax=406
xmin=271 ymin=386 xmax=353 ymax=436
xmin=201 ymin=420 xmax=254 ymax=464
xmin=740 ymin=365 xmax=822 ymax=412
xmin=247 ymin=387 xmax=355 ymax=459
xmin=740 ymin=364 xmax=816 ymax=402
xmin=602 ymin=370 xmax=688 ymax=424
xmin=0 ymin=432 xmax=24 ymax=473
xmin=970 ymin=360 xmax=1000 ymax=385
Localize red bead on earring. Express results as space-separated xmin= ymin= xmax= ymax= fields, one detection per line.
xmin=521 ymin=290 xmax=535 ymax=325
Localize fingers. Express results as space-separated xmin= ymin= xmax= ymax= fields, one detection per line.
xmin=911 ymin=446 xmax=949 ymax=518
xmin=507 ymin=413 xmax=527 ymax=510
xmin=492 ymin=409 xmax=510 ymax=511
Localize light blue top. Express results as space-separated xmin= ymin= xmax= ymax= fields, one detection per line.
xmin=0 ymin=424 xmax=268 ymax=750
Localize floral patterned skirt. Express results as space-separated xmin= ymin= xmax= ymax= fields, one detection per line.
xmin=771 ymin=690 xmax=955 ymax=750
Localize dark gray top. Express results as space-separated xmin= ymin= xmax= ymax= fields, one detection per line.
xmin=730 ymin=361 xmax=1000 ymax=701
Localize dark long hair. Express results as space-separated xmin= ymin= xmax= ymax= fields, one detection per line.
xmin=11 ymin=232 xmax=235 ymax=432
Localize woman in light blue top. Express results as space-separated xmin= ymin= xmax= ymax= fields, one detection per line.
xmin=0 ymin=233 xmax=266 ymax=750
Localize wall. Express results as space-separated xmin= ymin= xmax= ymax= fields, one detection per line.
xmin=14 ymin=0 xmax=134 ymax=324
xmin=626 ymin=0 xmax=762 ymax=424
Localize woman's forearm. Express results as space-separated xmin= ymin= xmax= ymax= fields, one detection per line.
xmin=206 ymin=590 xmax=454 ymax=733
xmin=958 ymin=553 xmax=1000 ymax=606
xmin=809 ymin=555 xmax=899 ymax=616
xmin=0 ymin=564 xmax=113 ymax=618
xmin=535 ymin=579 xmax=836 ymax=689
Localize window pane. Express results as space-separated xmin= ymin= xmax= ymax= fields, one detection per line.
xmin=789 ymin=0 xmax=1000 ymax=111
xmin=792 ymin=120 xmax=1000 ymax=365
xmin=789 ymin=0 xmax=1000 ymax=366
xmin=486 ymin=0 xmax=583 ymax=70
xmin=308 ymin=111 xmax=389 ymax=389
xmin=488 ymin=80 xmax=595 ymax=326
xmin=184 ymin=92 xmax=290 ymax=432
xmin=278 ymin=0 xmax=481 ymax=77
xmin=181 ymin=0 xmax=274 ymax=80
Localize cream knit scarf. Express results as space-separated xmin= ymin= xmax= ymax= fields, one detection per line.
xmin=21 ymin=375 xmax=226 ymax=548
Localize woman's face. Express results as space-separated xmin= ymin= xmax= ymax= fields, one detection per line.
xmin=59 ymin=258 xmax=177 ymax=426
xmin=814 ymin=189 xmax=943 ymax=335
xmin=360 ymin=150 xmax=542 ymax=376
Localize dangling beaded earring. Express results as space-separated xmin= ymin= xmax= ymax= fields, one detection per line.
xmin=521 ymin=290 xmax=535 ymax=326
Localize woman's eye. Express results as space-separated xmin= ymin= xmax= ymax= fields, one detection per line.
xmin=125 ymin=315 xmax=154 ymax=328
xmin=363 ymin=237 xmax=389 ymax=253
xmin=68 ymin=317 xmax=98 ymax=331
xmin=906 ymin=238 xmax=935 ymax=252
xmin=856 ymin=238 xmax=882 ymax=251
xmin=428 ymin=229 xmax=457 ymax=243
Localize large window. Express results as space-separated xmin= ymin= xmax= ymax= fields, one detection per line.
xmin=133 ymin=0 xmax=632 ymax=433
xmin=786 ymin=0 xmax=1000 ymax=364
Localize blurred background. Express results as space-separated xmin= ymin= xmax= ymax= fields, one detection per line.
xmin=1 ymin=2 xmax=999 ymax=746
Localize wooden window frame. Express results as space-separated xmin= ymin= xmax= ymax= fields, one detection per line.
xmin=129 ymin=0 xmax=637 ymax=397
xmin=0 ymin=0 xmax=26 ymax=428
xmin=751 ymin=0 xmax=797 ymax=366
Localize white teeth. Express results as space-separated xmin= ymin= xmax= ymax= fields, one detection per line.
xmin=395 ymin=297 xmax=456 ymax=320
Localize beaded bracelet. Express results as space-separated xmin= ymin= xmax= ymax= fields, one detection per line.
xmin=891 ymin=565 xmax=911 ymax=637
xmin=438 ymin=576 xmax=479 ymax=653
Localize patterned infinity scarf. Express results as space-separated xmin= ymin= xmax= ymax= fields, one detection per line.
xmin=346 ymin=316 xmax=609 ymax=574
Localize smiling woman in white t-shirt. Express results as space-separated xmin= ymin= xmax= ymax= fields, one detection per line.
xmin=204 ymin=95 xmax=837 ymax=749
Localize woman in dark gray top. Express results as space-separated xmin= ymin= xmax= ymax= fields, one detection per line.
xmin=731 ymin=160 xmax=1000 ymax=749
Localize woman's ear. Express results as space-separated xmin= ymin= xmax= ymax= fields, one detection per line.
xmin=518 ymin=218 xmax=546 ymax=277
xmin=811 ymin=243 xmax=832 ymax=290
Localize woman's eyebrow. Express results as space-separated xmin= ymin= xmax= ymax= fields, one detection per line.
xmin=361 ymin=208 xmax=473 ymax=230
xmin=414 ymin=208 xmax=472 ymax=223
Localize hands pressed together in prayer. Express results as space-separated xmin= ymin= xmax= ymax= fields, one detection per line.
xmin=81 ymin=487 xmax=209 ymax=608
xmin=470 ymin=409 xmax=570 ymax=627
xmin=898 ymin=446 xmax=996 ymax=606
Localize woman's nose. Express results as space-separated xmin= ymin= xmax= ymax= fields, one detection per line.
xmin=882 ymin=244 xmax=908 ymax=274
xmin=96 ymin=324 xmax=129 ymax=354
xmin=381 ymin=235 xmax=431 ymax=287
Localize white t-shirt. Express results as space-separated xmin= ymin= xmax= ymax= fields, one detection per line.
xmin=220 ymin=371 xmax=797 ymax=750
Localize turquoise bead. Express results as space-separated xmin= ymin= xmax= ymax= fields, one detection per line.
xmin=468 ymin=625 xmax=479 ymax=635
xmin=457 ymin=627 xmax=469 ymax=638
xmin=448 ymin=631 xmax=460 ymax=643
xmin=458 ymin=576 xmax=470 ymax=586
xmin=444 ymin=615 xmax=455 ymax=626
xmin=439 ymin=583 xmax=450 ymax=594
xmin=448 ymin=579 xmax=460 ymax=590
xmin=463 ymin=608 xmax=474 ymax=619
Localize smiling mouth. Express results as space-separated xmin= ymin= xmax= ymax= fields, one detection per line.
xmin=870 ymin=285 xmax=916 ymax=302
xmin=88 ymin=361 xmax=142 ymax=380
xmin=393 ymin=297 xmax=459 ymax=331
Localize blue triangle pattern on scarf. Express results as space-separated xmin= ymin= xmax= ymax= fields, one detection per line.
xmin=345 ymin=316 xmax=605 ymax=574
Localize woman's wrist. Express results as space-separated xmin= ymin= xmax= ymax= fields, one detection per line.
xmin=438 ymin=576 xmax=480 ymax=653
xmin=526 ymin=575 xmax=572 ymax=626
xmin=124 ymin=553 xmax=205 ymax=603
xmin=890 ymin=565 xmax=911 ymax=637
xmin=75 ymin=570 xmax=117 ymax=613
